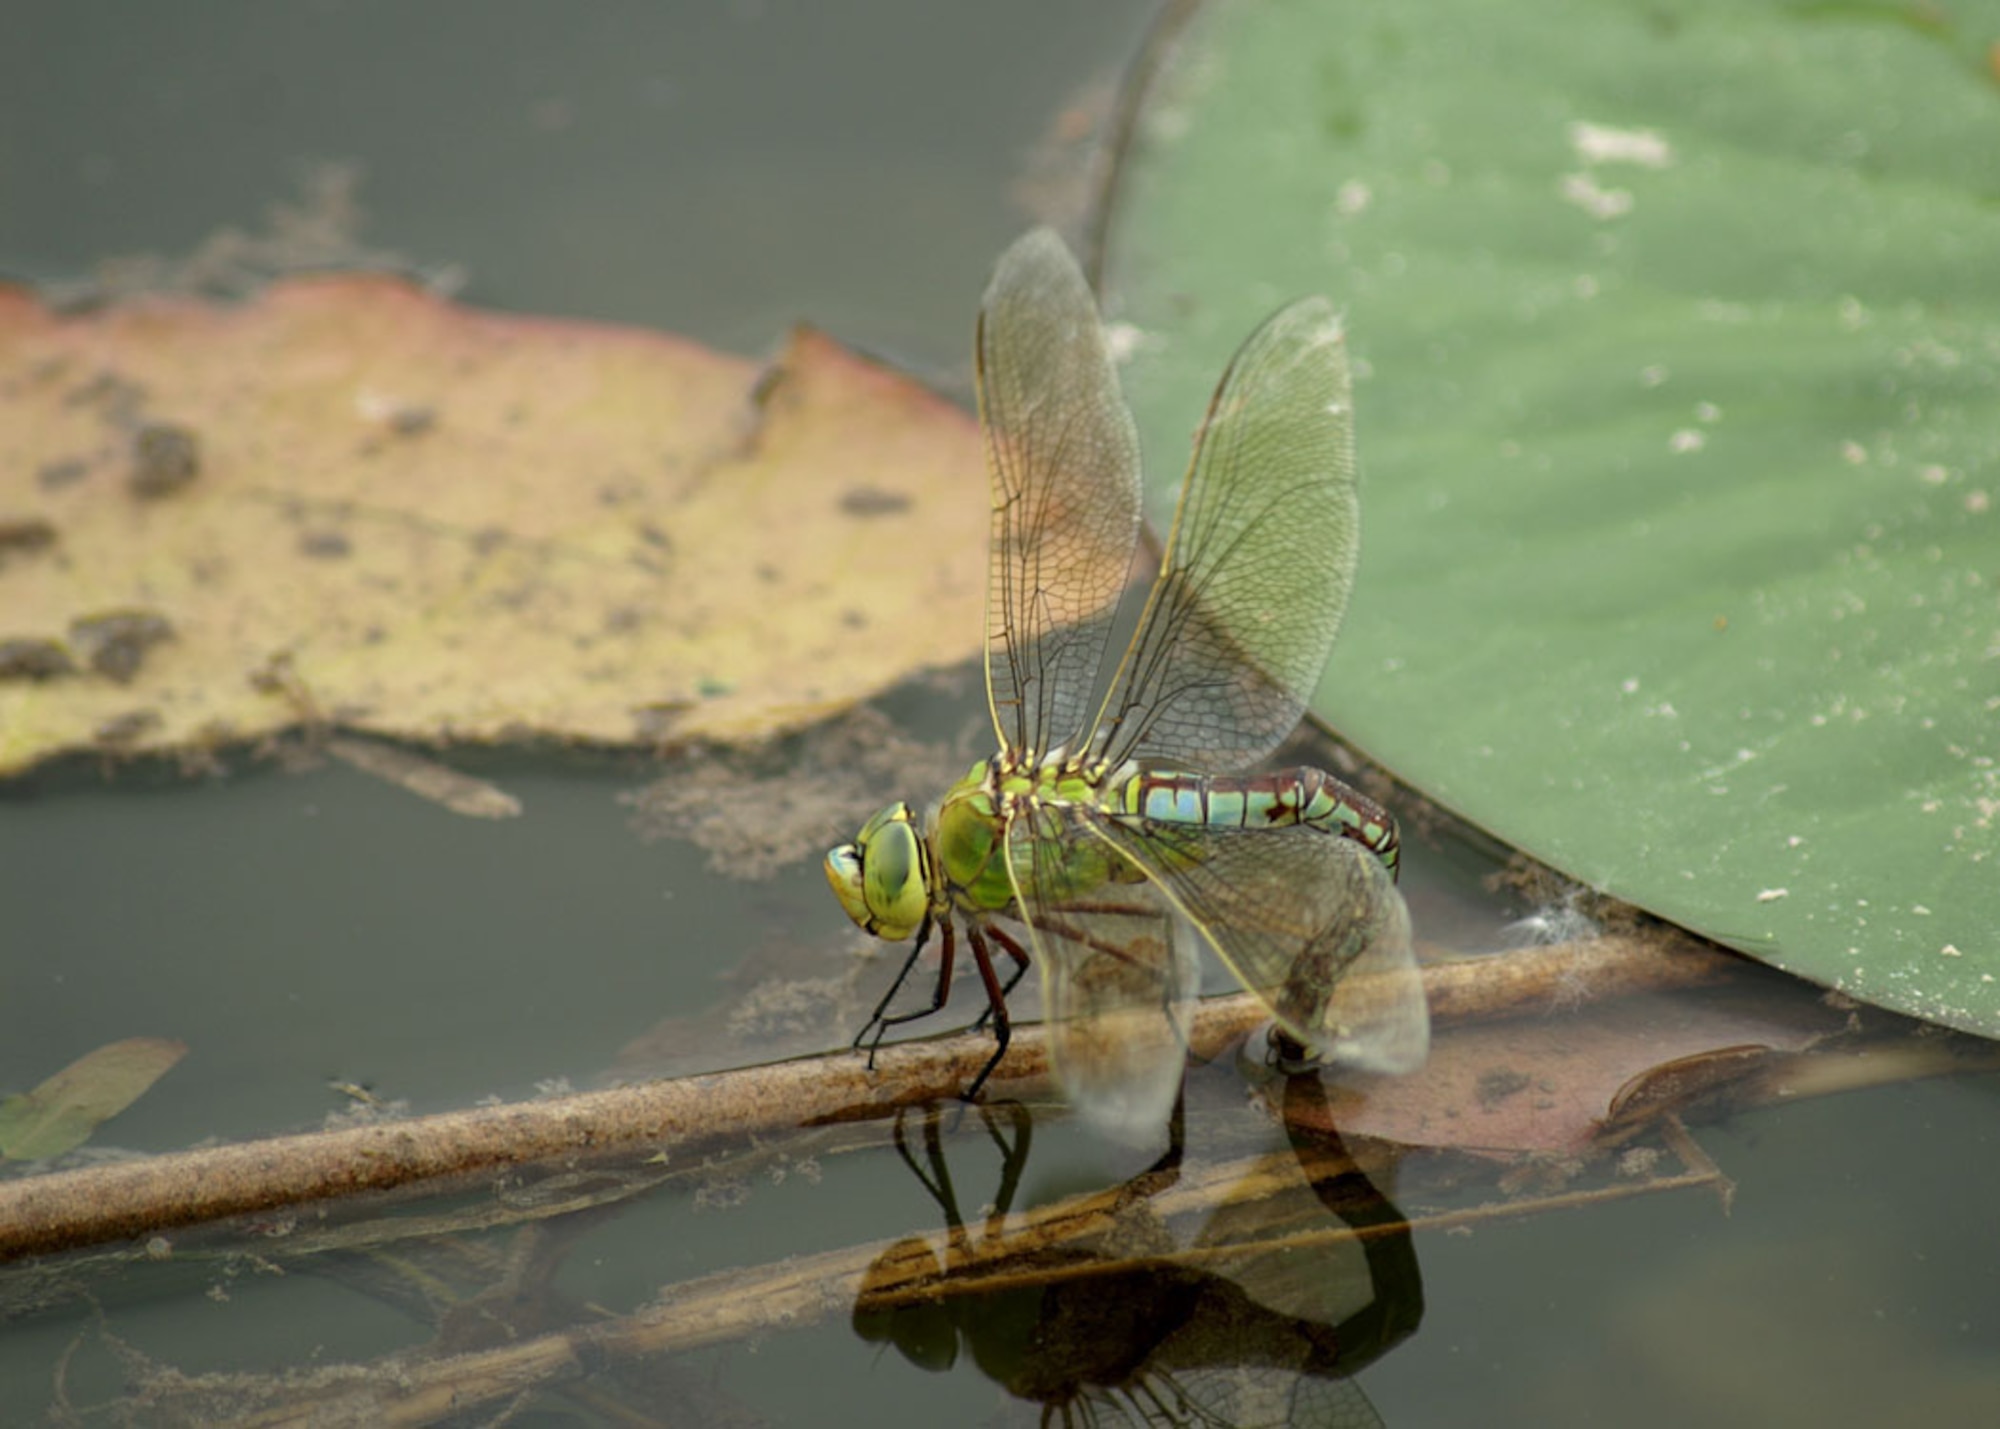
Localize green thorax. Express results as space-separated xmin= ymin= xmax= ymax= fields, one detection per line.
xmin=932 ymin=756 xmax=1137 ymax=916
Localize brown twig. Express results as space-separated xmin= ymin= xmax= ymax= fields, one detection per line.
xmin=0 ymin=932 xmax=1738 ymax=1263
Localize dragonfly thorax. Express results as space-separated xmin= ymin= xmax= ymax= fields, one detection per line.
xmin=929 ymin=755 xmax=1147 ymax=921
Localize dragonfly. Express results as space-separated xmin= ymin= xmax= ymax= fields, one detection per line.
xmin=826 ymin=228 xmax=1428 ymax=1133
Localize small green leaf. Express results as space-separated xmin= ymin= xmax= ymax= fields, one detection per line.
xmin=0 ymin=1038 xmax=187 ymax=1161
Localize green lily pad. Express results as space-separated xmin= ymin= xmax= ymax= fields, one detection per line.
xmin=1106 ymin=0 xmax=2000 ymax=1033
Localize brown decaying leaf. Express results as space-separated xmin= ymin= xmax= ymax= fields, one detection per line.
xmin=0 ymin=1037 xmax=187 ymax=1162
xmin=1281 ymin=961 xmax=1844 ymax=1154
xmin=0 ymin=279 xmax=1004 ymax=773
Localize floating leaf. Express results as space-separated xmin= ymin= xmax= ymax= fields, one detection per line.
xmin=0 ymin=279 xmax=993 ymax=773
xmin=1108 ymin=0 xmax=2000 ymax=1035
xmin=0 ymin=1037 xmax=187 ymax=1161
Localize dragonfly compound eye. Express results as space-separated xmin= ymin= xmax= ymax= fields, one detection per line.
xmin=827 ymin=803 xmax=928 ymax=940
xmin=823 ymin=844 xmax=872 ymax=930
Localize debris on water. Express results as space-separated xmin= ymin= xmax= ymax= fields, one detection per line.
xmin=0 ymin=516 xmax=59 ymax=555
xmin=93 ymin=708 xmax=163 ymax=745
xmin=69 ymin=609 xmax=176 ymax=683
xmin=129 ymin=422 xmax=202 ymax=498
xmin=0 ymin=638 xmax=76 ymax=681
xmin=298 ymin=528 xmax=353 ymax=559
xmin=37 ymin=457 xmax=90 ymax=490
xmin=838 ymin=486 xmax=912 ymax=516
xmin=356 ymin=388 xmax=438 ymax=438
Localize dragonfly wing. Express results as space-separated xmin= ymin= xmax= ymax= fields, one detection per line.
xmin=977 ymin=228 xmax=1144 ymax=760
xmin=1088 ymin=819 xmax=1428 ymax=1074
xmin=1002 ymin=806 xmax=1195 ymax=1140
xmin=1091 ymin=298 xmax=1358 ymax=772
xmin=1062 ymin=1364 xmax=1383 ymax=1429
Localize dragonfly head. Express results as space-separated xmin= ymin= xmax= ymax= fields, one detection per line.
xmin=825 ymin=802 xmax=931 ymax=941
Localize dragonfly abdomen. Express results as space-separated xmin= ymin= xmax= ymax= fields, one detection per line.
xmin=1115 ymin=767 xmax=1401 ymax=877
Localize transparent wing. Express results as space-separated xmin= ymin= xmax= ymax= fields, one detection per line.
xmin=1055 ymin=1370 xmax=1384 ymax=1429
xmin=977 ymin=228 xmax=1144 ymax=760
xmin=999 ymin=806 xmax=1194 ymax=1140
xmin=1090 ymin=298 xmax=1358 ymax=772
xmin=1087 ymin=818 xmax=1428 ymax=1073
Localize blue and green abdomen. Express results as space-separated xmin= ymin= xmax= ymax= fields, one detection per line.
xmin=1112 ymin=766 xmax=1400 ymax=878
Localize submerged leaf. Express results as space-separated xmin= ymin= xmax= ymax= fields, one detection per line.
xmin=322 ymin=735 xmax=522 ymax=819
xmin=0 ymin=1037 xmax=187 ymax=1161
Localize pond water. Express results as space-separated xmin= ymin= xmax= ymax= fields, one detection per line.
xmin=3 ymin=738 xmax=1997 ymax=1426
xmin=4 ymin=3 xmax=1997 ymax=1425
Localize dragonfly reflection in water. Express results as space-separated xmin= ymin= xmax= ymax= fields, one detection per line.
xmin=853 ymin=1096 xmax=1421 ymax=1428
xmin=825 ymin=229 xmax=1428 ymax=1133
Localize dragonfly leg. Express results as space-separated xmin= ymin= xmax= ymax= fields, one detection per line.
xmin=960 ymin=924 xmax=1013 ymax=1102
xmin=969 ymin=925 xmax=1031 ymax=1033
xmin=1265 ymin=1026 xmax=1313 ymax=1072
xmin=856 ymin=914 xmax=959 ymax=1067
xmin=890 ymin=1104 xmax=973 ymax=1245
xmin=978 ymin=1100 xmax=1033 ymax=1232
xmin=854 ymin=917 xmax=926 ymax=1055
